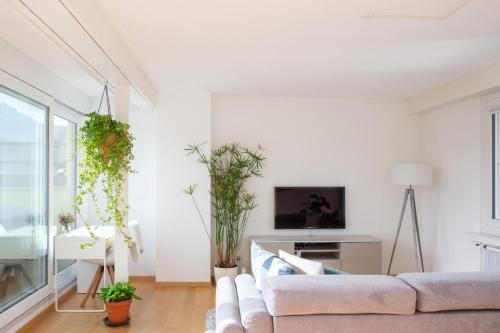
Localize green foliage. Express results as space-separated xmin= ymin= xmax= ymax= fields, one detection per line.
xmin=99 ymin=282 xmax=141 ymax=303
xmin=74 ymin=112 xmax=134 ymax=248
xmin=185 ymin=143 xmax=265 ymax=268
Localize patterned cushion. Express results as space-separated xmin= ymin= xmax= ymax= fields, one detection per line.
xmin=279 ymin=250 xmax=324 ymax=275
xmin=251 ymin=242 xmax=295 ymax=290
xmin=323 ymin=264 xmax=349 ymax=275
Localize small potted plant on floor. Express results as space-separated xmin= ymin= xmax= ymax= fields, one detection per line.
xmin=99 ymin=282 xmax=141 ymax=326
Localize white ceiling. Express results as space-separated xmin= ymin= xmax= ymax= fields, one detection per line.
xmin=98 ymin=0 xmax=500 ymax=99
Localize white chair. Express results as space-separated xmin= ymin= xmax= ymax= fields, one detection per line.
xmin=80 ymin=220 xmax=143 ymax=307
xmin=129 ymin=220 xmax=144 ymax=262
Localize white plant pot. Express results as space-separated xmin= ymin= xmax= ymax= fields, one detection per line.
xmin=214 ymin=266 xmax=238 ymax=283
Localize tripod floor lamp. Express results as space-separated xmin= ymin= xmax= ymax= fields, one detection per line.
xmin=387 ymin=163 xmax=433 ymax=275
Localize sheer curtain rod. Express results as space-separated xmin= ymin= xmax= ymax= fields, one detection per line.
xmin=54 ymin=99 xmax=87 ymax=117
xmin=57 ymin=0 xmax=125 ymax=87
xmin=13 ymin=0 xmax=153 ymax=109
xmin=1 ymin=67 xmax=87 ymax=117
xmin=57 ymin=0 xmax=153 ymax=109
xmin=17 ymin=0 xmax=111 ymax=89
xmin=484 ymin=245 xmax=500 ymax=253
xmin=0 ymin=67 xmax=53 ymax=98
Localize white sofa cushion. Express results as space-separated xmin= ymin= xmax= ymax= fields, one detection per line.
xmin=279 ymin=250 xmax=324 ymax=275
xmin=262 ymin=275 xmax=416 ymax=316
xmin=398 ymin=272 xmax=500 ymax=312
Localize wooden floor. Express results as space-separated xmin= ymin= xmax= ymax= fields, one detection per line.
xmin=18 ymin=278 xmax=215 ymax=333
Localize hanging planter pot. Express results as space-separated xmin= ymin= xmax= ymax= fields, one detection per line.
xmin=98 ymin=132 xmax=117 ymax=165
xmin=74 ymin=83 xmax=135 ymax=247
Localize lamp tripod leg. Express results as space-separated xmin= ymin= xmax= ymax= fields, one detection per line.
xmin=410 ymin=190 xmax=425 ymax=272
xmin=387 ymin=189 xmax=410 ymax=275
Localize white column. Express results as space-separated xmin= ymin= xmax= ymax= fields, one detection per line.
xmin=114 ymin=83 xmax=130 ymax=282
xmin=155 ymin=91 xmax=212 ymax=282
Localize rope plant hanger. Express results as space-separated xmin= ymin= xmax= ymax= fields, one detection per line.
xmin=74 ymin=83 xmax=135 ymax=248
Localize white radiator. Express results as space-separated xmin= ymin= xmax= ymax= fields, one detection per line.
xmin=481 ymin=245 xmax=500 ymax=272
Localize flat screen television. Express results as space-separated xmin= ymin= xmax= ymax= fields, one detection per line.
xmin=274 ymin=187 xmax=345 ymax=229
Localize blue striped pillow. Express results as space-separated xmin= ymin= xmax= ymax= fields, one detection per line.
xmin=322 ymin=264 xmax=349 ymax=275
xmin=251 ymin=241 xmax=295 ymax=290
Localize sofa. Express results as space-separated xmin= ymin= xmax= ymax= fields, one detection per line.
xmin=216 ymin=271 xmax=500 ymax=333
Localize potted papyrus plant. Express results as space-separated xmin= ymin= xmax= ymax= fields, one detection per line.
xmin=185 ymin=143 xmax=264 ymax=282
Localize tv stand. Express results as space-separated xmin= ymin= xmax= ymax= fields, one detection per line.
xmin=251 ymin=235 xmax=381 ymax=274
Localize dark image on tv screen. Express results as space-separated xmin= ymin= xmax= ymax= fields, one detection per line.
xmin=274 ymin=187 xmax=345 ymax=229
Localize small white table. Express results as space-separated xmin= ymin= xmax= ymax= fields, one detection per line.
xmin=54 ymin=226 xmax=114 ymax=312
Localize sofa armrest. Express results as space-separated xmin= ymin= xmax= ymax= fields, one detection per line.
xmin=216 ymin=277 xmax=244 ymax=333
xmin=235 ymin=274 xmax=273 ymax=333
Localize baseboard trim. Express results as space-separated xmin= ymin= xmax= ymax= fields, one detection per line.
xmin=155 ymin=281 xmax=213 ymax=287
xmin=129 ymin=275 xmax=155 ymax=282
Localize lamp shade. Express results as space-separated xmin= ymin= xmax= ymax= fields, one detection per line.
xmin=391 ymin=163 xmax=433 ymax=186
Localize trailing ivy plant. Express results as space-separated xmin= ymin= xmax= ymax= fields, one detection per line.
xmin=74 ymin=112 xmax=134 ymax=248
xmin=185 ymin=143 xmax=264 ymax=268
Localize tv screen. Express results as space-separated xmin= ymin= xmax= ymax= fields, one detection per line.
xmin=274 ymin=187 xmax=345 ymax=229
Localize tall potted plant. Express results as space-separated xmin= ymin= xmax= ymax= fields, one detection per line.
xmin=185 ymin=143 xmax=264 ymax=282
xmin=74 ymin=85 xmax=135 ymax=247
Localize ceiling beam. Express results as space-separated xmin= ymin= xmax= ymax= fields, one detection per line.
xmin=408 ymin=62 xmax=500 ymax=114
xmin=7 ymin=0 xmax=156 ymax=111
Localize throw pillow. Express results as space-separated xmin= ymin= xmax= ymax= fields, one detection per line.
xmin=322 ymin=264 xmax=349 ymax=275
xmin=279 ymin=250 xmax=324 ymax=275
xmin=251 ymin=241 xmax=295 ymax=290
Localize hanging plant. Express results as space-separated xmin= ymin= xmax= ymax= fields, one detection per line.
xmin=74 ymin=85 xmax=134 ymax=248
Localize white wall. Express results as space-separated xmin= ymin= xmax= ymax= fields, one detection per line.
xmin=129 ymin=109 xmax=157 ymax=276
xmin=420 ymin=98 xmax=482 ymax=271
xmin=155 ymin=91 xmax=212 ymax=282
xmin=212 ymin=96 xmax=423 ymax=273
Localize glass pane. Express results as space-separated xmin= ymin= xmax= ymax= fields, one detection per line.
xmin=0 ymin=86 xmax=48 ymax=313
xmin=53 ymin=115 xmax=77 ymax=273
xmin=493 ymin=112 xmax=500 ymax=219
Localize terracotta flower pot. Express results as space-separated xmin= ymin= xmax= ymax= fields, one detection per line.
xmin=98 ymin=133 xmax=117 ymax=165
xmin=105 ymin=299 xmax=131 ymax=324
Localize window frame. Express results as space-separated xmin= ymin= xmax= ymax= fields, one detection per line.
xmin=0 ymin=71 xmax=86 ymax=328
xmin=481 ymin=92 xmax=500 ymax=236
xmin=0 ymin=71 xmax=53 ymax=328
xmin=51 ymin=102 xmax=82 ymax=280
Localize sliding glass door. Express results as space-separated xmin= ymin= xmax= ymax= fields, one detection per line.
xmin=53 ymin=112 xmax=78 ymax=274
xmin=0 ymin=85 xmax=48 ymax=314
